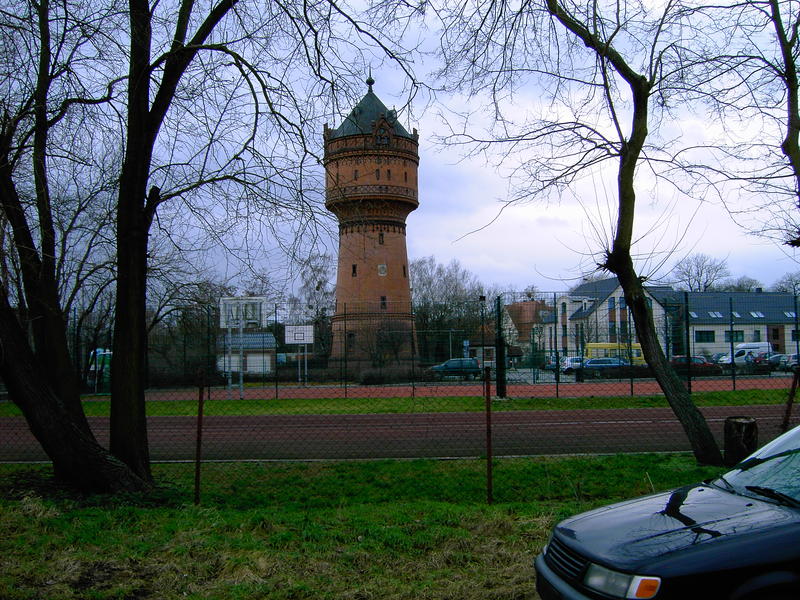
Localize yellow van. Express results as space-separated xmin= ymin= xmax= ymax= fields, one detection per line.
xmin=584 ymin=342 xmax=645 ymax=365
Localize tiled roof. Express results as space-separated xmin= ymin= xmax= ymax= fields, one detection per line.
xmin=505 ymin=300 xmax=553 ymax=334
xmin=666 ymin=291 xmax=797 ymax=325
xmin=329 ymin=78 xmax=414 ymax=140
xmin=570 ymin=277 xmax=620 ymax=298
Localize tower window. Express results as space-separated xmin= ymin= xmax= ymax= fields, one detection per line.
xmin=387 ymin=169 xmax=391 ymax=180
xmin=379 ymin=232 xmax=384 ymax=245
xmin=403 ymin=265 xmax=407 ymax=278
xmin=375 ymin=169 xmax=380 ymax=180
xmin=347 ymin=332 xmax=356 ymax=351
xmin=352 ymin=264 xmax=357 ymax=277
xmin=404 ymin=172 xmax=408 ymax=182
xmin=354 ymin=169 xmax=359 ymax=180
xmin=380 ymin=296 xmax=387 ymax=310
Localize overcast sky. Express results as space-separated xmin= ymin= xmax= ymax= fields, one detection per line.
xmin=337 ymin=78 xmax=800 ymax=294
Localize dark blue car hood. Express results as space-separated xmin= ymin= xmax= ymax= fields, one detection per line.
xmin=554 ymin=483 xmax=800 ymax=572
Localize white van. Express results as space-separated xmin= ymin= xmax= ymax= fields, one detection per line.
xmin=719 ymin=342 xmax=773 ymax=365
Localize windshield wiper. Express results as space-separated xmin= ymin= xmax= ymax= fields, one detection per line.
xmin=744 ymin=486 xmax=800 ymax=508
xmin=709 ymin=475 xmax=736 ymax=492
xmin=737 ymin=448 xmax=800 ymax=471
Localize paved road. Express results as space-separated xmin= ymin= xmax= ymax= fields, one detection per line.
xmin=3 ymin=404 xmax=795 ymax=462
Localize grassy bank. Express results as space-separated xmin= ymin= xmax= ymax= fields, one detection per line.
xmin=0 ymin=387 xmax=788 ymax=417
xmin=1 ymin=455 xmax=723 ymax=599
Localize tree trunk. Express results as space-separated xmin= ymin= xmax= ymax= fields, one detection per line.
xmin=110 ymin=196 xmax=152 ymax=480
xmin=613 ymin=263 xmax=724 ymax=465
xmin=107 ymin=0 xmax=154 ymax=481
xmin=0 ymin=295 xmax=150 ymax=493
xmin=0 ymin=164 xmax=89 ymax=435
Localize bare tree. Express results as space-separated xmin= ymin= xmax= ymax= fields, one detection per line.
xmin=425 ymin=0 xmax=723 ymax=463
xmin=0 ymin=0 xmax=415 ymax=490
xmin=110 ymin=0 xmax=418 ymax=479
xmin=410 ymin=256 xmax=488 ymax=362
xmin=771 ymin=271 xmax=800 ymax=292
xmin=717 ymin=275 xmax=764 ymax=292
xmin=0 ymin=0 xmax=151 ymax=491
xmin=670 ymin=254 xmax=731 ymax=291
xmin=682 ymin=1 xmax=800 ymax=246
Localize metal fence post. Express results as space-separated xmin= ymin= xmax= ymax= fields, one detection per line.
xmin=794 ymin=294 xmax=799 ymax=358
xmin=495 ymin=295 xmax=507 ymax=398
xmin=683 ymin=292 xmax=692 ymax=394
xmin=729 ymin=297 xmax=737 ymax=391
xmin=484 ymin=366 xmax=493 ymax=505
xmin=194 ymin=370 xmax=206 ymax=505
xmin=554 ymin=293 xmax=560 ymax=397
xmin=343 ymin=303 xmax=348 ymax=398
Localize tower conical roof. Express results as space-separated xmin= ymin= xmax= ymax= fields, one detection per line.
xmin=329 ymin=77 xmax=414 ymax=140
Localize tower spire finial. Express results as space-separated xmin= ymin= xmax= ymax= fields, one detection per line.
xmin=366 ymin=68 xmax=374 ymax=92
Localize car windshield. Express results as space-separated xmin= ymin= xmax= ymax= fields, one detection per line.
xmin=713 ymin=426 xmax=800 ymax=507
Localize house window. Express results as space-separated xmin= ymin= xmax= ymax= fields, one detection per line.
xmin=620 ymin=321 xmax=628 ymax=338
xmin=380 ymin=296 xmax=387 ymax=310
xmin=725 ymin=330 xmax=744 ymax=343
xmin=753 ymin=330 xmax=762 ymax=342
xmin=561 ymin=302 xmax=567 ymax=315
xmin=352 ymin=264 xmax=357 ymax=277
xmin=773 ymin=328 xmax=780 ymax=341
xmin=793 ymin=329 xmax=799 ymax=342
xmin=561 ymin=324 xmax=567 ymax=337
xmin=619 ymin=296 xmax=626 ymax=309
xmin=695 ymin=330 xmax=715 ymax=343
xmin=609 ymin=322 xmax=617 ymax=339
xmin=608 ymin=297 xmax=615 ymax=310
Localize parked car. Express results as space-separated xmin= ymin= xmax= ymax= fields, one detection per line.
xmin=767 ymin=353 xmax=788 ymax=370
xmin=427 ymin=358 xmax=482 ymax=380
xmin=542 ymin=356 xmax=559 ymax=371
xmin=709 ymin=352 xmax=728 ymax=364
xmin=535 ymin=424 xmax=800 ymax=600
xmin=561 ymin=357 xmax=585 ymax=374
xmin=718 ymin=342 xmax=775 ymax=366
xmin=784 ymin=353 xmax=799 ymax=372
xmin=582 ymin=357 xmax=629 ymax=377
xmin=669 ymin=355 xmax=723 ymax=376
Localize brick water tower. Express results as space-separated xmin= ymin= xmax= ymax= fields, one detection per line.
xmin=323 ymin=77 xmax=419 ymax=371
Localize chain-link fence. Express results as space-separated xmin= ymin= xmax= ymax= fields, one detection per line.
xmin=3 ymin=285 xmax=800 ymax=500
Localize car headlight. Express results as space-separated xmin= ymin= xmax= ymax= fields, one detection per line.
xmin=584 ymin=563 xmax=661 ymax=599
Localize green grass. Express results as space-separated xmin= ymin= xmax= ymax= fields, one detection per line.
xmin=0 ymin=455 xmax=723 ymax=599
xmin=0 ymin=387 xmax=789 ymax=417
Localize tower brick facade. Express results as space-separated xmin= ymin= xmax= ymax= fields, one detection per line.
xmin=324 ymin=78 xmax=419 ymax=370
